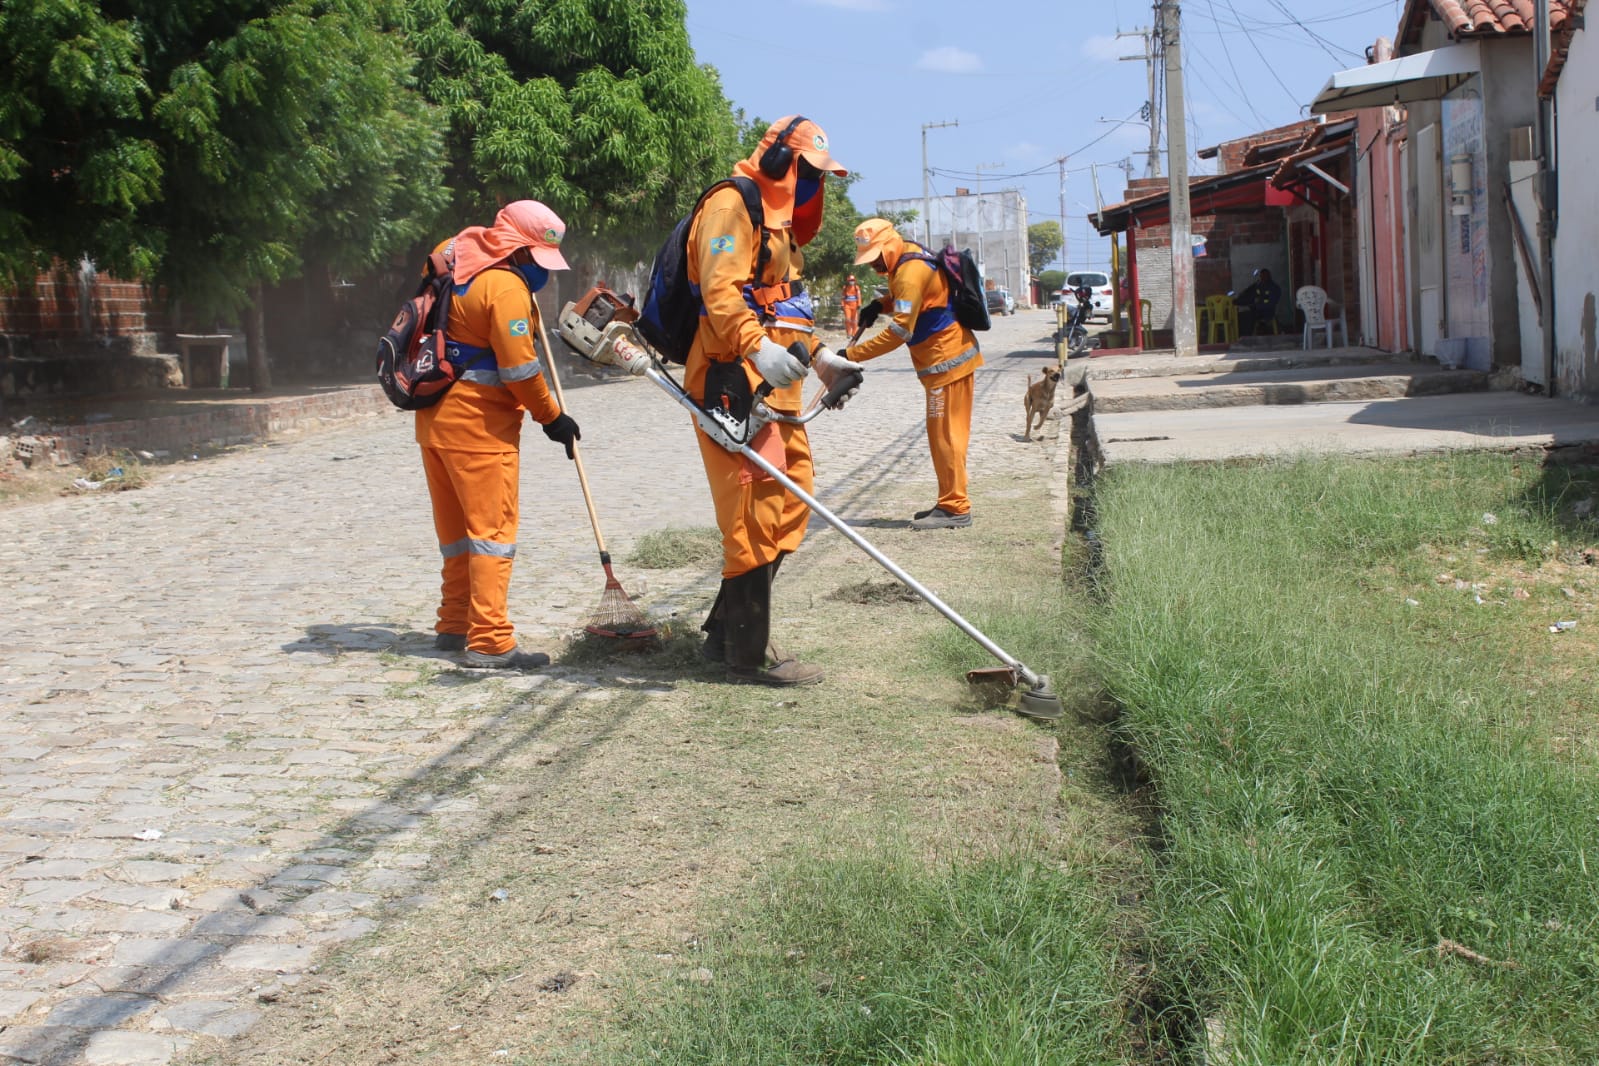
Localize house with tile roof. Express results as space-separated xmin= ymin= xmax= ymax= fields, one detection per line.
xmin=1316 ymin=0 xmax=1573 ymax=379
xmin=1089 ymin=117 xmax=1361 ymax=352
xmin=1541 ymin=0 xmax=1597 ymax=401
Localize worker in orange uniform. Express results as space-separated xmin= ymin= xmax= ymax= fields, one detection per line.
xmin=417 ymin=200 xmax=582 ymax=669
xmin=841 ymin=274 xmax=861 ymax=336
xmin=840 ymin=219 xmax=982 ymax=530
xmin=685 ymin=114 xmax=854 ymax=686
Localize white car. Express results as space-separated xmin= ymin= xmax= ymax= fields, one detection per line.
xmin=1066 ymin=271 xmax=1114 ymax=321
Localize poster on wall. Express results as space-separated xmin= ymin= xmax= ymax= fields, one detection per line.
xmin=1442 ymin=84 xmax=1491 ymax=368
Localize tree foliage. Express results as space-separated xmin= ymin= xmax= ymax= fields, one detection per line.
xmin=404 ymin=0 xmax=740 ymax=264
xmin=1028 ymin=220 xmax=1064 ymax=275
xmin=0 ymin=0 xmax=448 ymax=318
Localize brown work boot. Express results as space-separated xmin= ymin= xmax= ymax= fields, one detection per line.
xmin=721 ymin=563 xmax=825 ymax=687
xmin=728 ymin=654 xmax=825 ymax=687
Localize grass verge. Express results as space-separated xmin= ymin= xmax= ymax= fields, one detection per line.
xmin=565 ymin=839 xmax=1127 ymax=1066
xmin=1090 ymin=452 xmax=1599 ymax=1062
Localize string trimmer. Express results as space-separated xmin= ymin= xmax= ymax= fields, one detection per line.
xmin=554 ymin=285 xmax=1064 ymax=721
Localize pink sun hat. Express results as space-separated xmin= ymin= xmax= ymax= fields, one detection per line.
xmin=451 ymin=200 xmax=570 ymax=282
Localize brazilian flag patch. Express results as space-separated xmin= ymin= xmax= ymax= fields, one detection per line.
xmin=509 ymin=319 xmax=529 ymax=336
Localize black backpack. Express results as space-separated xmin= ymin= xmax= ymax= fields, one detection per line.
xmin=638 ymin=177 xmax=768 ymax=364
xmin=898 ymin=246 xmax=992 ymax=333
xmin=376 ymin=247 xmax=457 ymax=410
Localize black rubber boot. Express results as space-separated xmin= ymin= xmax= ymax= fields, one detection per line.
xmin=724 ymin=564 xmax=823 ymax=687
xmin=701 ymin=581 xmax=728 ymax=663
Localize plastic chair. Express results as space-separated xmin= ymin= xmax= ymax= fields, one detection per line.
xmin=1203 ymin=294 xmax=1237 ymax=344
xmin=1138 ymin=298 xmax=1153 ymax=348
xmin=1296 ymin=285 xmax=1346 ymax=350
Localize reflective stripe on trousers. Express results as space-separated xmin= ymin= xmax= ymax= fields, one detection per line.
xmin=420 ymin=447 xmax=522 ymax=655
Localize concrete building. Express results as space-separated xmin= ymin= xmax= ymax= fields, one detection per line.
xmin=1543 ymin=0 xmax=1598 ymax=401
xmin=876 ymin=189 xmax=1032 ymax=307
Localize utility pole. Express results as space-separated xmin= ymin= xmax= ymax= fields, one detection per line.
xmin=922 ymin=120 xmax=958 ymax=249
xmin=1057 ymin=156 xmax=1068 ymax=276
xmin=1118 ymin=25 xmax=1161 ymax=178
xmin=1161 ymin=0 xmax=1197 ymax=357
xmin=975 ymin=161 xmax=1004 ymax=278
xmin=1533 ymin=0 xmax=1557 ymax=393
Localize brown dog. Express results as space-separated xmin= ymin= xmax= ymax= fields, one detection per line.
xmin=1023 ymin=366 xmax=1062 ymax=440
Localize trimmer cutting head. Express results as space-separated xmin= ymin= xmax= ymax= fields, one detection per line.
xmin=965 ymin=667 xmax=1064 ymax=721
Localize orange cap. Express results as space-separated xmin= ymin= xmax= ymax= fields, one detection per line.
xmin=760 ymin=115 xmax=847 ymax=177
xmin=852 ymin=218 xmax=899 ymax=265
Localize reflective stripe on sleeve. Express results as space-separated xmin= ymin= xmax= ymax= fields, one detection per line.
xmin=459 ymin=369 xmax=503 ymax=386
xmin=500 ymin=358 xmax=543 ymax=383
xmin=889 ymin=322 xmax=912 ymax=340
xmin=917 ymin=344 xmax=980 ymax=379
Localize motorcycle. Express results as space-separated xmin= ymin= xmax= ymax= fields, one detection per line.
xmin=1061 ymin=284 xmax=1095 ymax=357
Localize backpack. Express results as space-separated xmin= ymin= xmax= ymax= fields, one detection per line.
xmin=638 ymin=176 xmax=768 ymax=364
xmin=898 ymin=246 xmax=992 ymax=333
xmin=376 ymin=247 xmax=457 ymax=410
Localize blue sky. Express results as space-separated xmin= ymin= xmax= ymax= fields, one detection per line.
xmin=683 ymin=0 xmax=1411 ymax=273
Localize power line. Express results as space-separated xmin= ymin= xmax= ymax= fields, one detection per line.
xmin=1222 ymin=0 xmax=1299 ymax=108
xmin=1202 ymin=0 xmax=1268 ymax=127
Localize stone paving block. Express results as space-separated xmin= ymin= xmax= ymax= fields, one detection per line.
xmin=111 ymin=939 xmax=221 ymax=969
xmin=91 ymin=886 xmax=186 ymax=910
xmin=0 ymin=989 xmax=45 ymax=1021
xmin=17 ymin=881 xmax=108 ymax=906
xmin=9 ymin=860 xmax=104 ymax=881
xmin=90 ymin=911 xmax=193 ymax=936
xmin=152 ymin=999 xmax=261 ymax=1039
xmin=82 ymin=1029 xmax=191 ymax=1065
xmin=283 ymin=890 xmax=376 ymax=917
xmin=217 ymin=941 xmax=318 ymax=973
xmin=45 ymin=992 xmax=158 ymax=1028
xmin=113 ymin=861 xmax=195 ymax=885
xmin=0 ymin=1025 xmax=80 ymax=1064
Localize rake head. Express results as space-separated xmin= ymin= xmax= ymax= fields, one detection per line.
xmin=583 ymin=564 xmax=658 ymax=641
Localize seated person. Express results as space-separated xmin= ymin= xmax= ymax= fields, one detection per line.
xmin=1234 ymin=268 xmax=1282 ymax=334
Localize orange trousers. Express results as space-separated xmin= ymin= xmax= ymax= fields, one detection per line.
xmin=925 ymin=373 xmax=974 ymax=516
xmin=695 ymin=418 xmax=813 ymax=578
xmin=843 ymin=302 xmax=859 ymax=336
xmin=421 ymin=447 xmax=521 ymax=655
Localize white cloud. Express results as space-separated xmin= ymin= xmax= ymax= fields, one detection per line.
xmin=916 ymin=46 xmax=982 ymax=74
xmin=1080 ymin=35 xmax=1123 ymax=62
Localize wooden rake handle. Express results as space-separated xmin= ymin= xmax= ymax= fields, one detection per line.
xmin=535 ymin=314 xmax=610 ymax=562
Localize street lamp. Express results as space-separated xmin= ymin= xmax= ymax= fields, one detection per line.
xmin=921 ymin=120 xmax=958 ymax=249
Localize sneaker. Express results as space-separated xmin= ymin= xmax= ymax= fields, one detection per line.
xmin=434 ymin=632 xmax=467 ymax=652
xmin=913 ymin=506 xmax=938 ymax=520
xmin=727 ymin=655 xmax=825 ymax=687
xmin=463 ymin=646 xmax=551 ymax=670
xmin=910 ymin=507 xmax=973 ymax=530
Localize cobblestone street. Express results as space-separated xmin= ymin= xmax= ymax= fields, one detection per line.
xmin=0 ymin=312 xmax=1067 ymax=1065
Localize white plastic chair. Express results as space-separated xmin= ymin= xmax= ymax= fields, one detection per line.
xmin=1296 ymin=285 xmax=1346 ymax=350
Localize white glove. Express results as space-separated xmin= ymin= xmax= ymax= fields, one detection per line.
xmin=748 ymin=337 xmax=809 ymax=390
xmin=812 ymin=347 xmax=861 ymax=409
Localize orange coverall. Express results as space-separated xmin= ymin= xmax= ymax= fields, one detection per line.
xmin=685 ymin=185 xmax=817 ymax=578
xmin=415 ymin=267 xmax=561 ymax=655
xmin=847 ymin=244 xmax=983 ymax=516
xmin=841 ymin=279 xmax=861 ymax=336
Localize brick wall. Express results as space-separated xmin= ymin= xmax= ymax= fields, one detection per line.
xmin=0 ymin=266 xmax=168 ymax=340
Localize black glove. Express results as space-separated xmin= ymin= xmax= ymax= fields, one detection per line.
xmin=857 ymin=300 xmax=881 ymax=329
xmin=542 ymin=412 xmax=581 ymax=460
xmin=837 ymin=347 xmax=850 ymax=362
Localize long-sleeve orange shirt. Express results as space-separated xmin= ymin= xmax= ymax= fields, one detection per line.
xmin=848 ymin=245 xmax=983 ymax=390
xmin=415 ymin=265 xmax=562 ymax=453
xmin=684 ymin=184 xmax=807 ymax=411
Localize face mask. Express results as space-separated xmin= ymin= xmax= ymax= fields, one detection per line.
xmin=514 ymin=261 xmax=549 ymax=292
xmin=792 ymin=175 xmax=824 ymax=246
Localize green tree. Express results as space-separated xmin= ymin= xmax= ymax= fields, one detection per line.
xmin=1038 ymin=269 xmax=1066 ymax=294
xmin=0 ymin=0 xmax=448 ymax=387
xmin=404 ymin=0 xmax=740 ymax=266
xmin=1028 ymin=221 xmax=1063 ymax=275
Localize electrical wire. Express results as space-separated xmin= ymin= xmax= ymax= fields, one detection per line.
xmin=1201 ymin=0 xmax=1269 ymax=128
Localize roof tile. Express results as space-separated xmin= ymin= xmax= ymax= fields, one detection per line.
xmin=1425 ymin=0 xmax=1568 ymax=35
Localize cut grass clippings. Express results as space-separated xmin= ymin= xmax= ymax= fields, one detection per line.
xmin=1090 ymin=451 xmax=1599 ymax=1063
xmin=627 ymin=526 xmax=723 ymax=570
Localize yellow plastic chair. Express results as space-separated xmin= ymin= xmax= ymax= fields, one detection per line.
xmin=1138 ymin=298 xmax=1153 ymax=348
xmin=1204 ymin=294 xmax=1237 ymax=344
